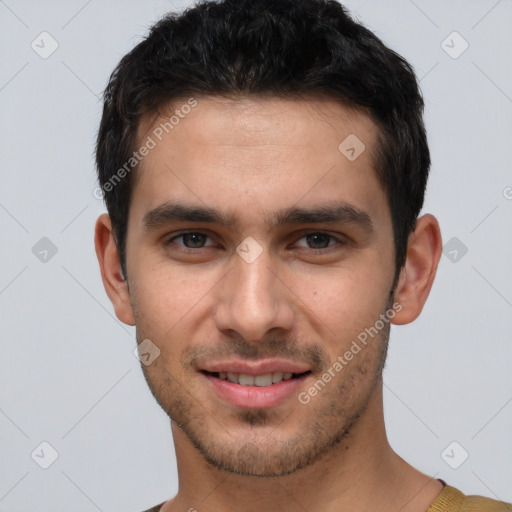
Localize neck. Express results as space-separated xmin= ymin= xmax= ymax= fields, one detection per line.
xmin=162 ymin=384 xmax=442 ymax=512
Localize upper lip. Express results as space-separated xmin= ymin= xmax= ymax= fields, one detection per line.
xmin=199 ymin=359 xmax=311 ymax=376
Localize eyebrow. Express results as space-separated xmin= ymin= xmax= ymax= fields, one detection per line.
xmin=143 ymin=200 xmax=374 ymax=233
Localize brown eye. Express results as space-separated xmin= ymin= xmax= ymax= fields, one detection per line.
xmin=169 ymin=232 xmax=214 ymax=249
xmin=305 ymin=233 xmax=332 ymax=249
xmin=295 ymin=232 xmax=341 ymax=250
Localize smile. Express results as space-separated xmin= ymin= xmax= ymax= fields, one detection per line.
xmin=201 ymin=368 xmax=312 ymax=409
xmin=203 ymin=370 xmax=310 ymax=387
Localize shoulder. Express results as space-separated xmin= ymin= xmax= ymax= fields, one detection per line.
xmin=140 ymin=504 xmax=165 ymax=512
xmin=462 ymin=495 xmax=512 ymax=512
xmin=428 ymin=484 xmax=512 ymax=512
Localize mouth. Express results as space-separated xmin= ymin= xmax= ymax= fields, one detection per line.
xmin=201 ymin=370 xmax=311 ymax=387
xmin=199 ymin=362 xmax=312 ymax=409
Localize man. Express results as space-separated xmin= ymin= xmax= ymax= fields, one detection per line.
xmin=94 ymin=0 xmax=511 ymax=511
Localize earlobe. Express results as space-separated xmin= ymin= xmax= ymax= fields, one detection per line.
xmin=391 ymin=214 xmax=442 ymax=325
xmin=94 ymin=214 xmax=135 ymax=326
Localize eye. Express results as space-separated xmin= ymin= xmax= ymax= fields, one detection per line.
xmin=294 ymin=232 xmax=344 ymax=250
xmin=167 ymin=232 xmax=216 ymax=249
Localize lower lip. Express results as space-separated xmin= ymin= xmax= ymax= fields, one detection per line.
xmin=203 ymin=373 xmax=309 ymax=409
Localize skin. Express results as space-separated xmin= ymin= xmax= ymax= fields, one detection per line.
xmin=95 ymin=96 xmax=443 ymax=512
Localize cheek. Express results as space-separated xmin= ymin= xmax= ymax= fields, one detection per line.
xmin=293 ymin=264 xmax=392 ymax=343
xmin=130 ymin=264 xmax=228 ymax=356
xmin=130 ymin=269 xmax=194 ymax=332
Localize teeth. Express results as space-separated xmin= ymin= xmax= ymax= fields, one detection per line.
xmin=239 ymin=374 xmax=255 ymax=386
xmin=216 ymin=371 xmax=300 ymax=386
xmin=254 ymin=374 xmax=273 ymax=387
xmin=272 ymin=372 xmax=283 ymax=383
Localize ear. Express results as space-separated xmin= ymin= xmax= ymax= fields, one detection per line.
xmin=94 ymin=214 xmax=135 ymax=326
xmin=391 ymin=214 xmax=442 ymax=325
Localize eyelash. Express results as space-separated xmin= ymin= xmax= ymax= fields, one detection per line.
xmin=165 ymin=231 xmax=347 ymax=253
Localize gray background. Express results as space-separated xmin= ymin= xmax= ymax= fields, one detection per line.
xmin=1 ymin=1 xmax=511 ymax=510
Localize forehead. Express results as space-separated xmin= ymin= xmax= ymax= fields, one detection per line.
xmin=137 ymin=95 xmax=377 ymax=156
xmin=131 ymin=95 xmax=386 ymax=230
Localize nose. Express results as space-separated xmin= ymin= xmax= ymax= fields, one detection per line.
xmin=214 ymin=248 xmax=295 ymax=343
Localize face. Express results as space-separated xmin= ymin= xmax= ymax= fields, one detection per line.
xmin=124 ymin=96 xmax=397 ymax=476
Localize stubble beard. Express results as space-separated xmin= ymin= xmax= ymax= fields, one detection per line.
xmin=137 ymin=318 xmax=390 ymax=478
